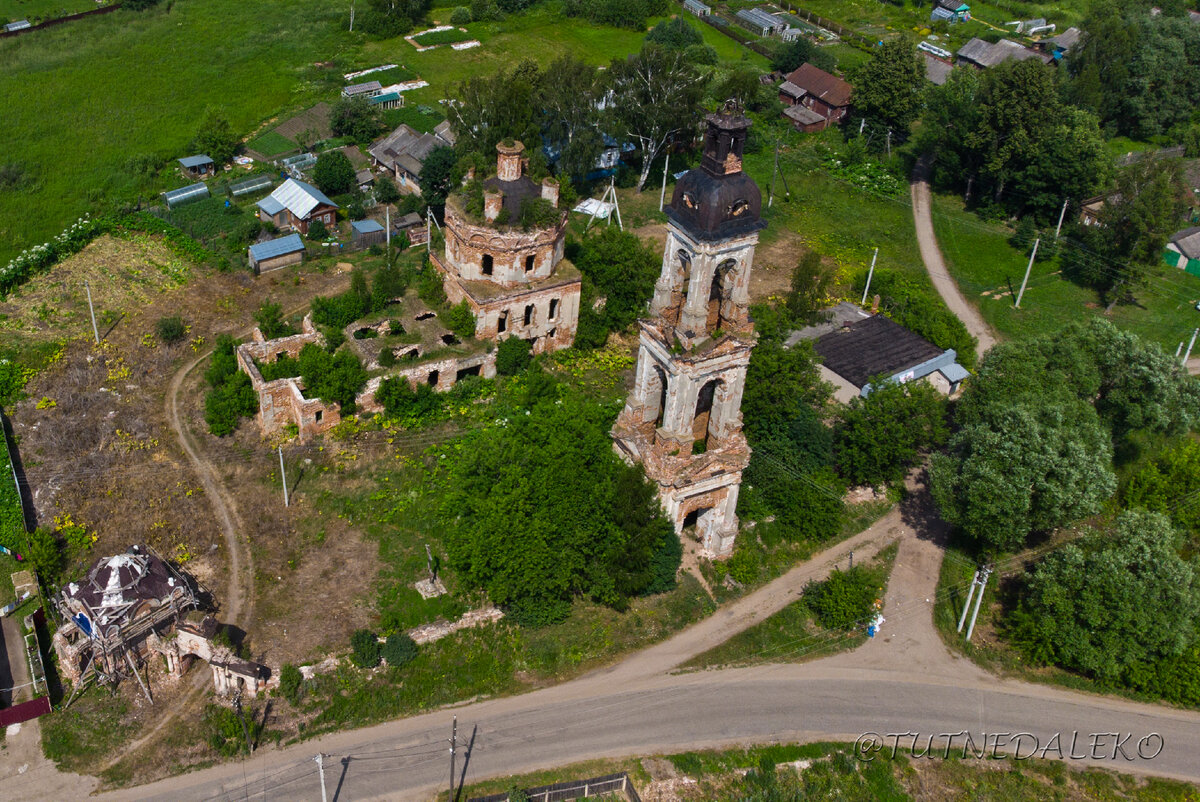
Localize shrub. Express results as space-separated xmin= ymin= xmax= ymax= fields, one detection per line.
xmin=204 ymin=372 xmax=258 ymax=436
xmin=377 ymin=376 xmax=442 ymax=423
xmin=155 ymin=316 xmax=187 ymax=344
xmin=495 ymin=336 xmax=532 ymax=375
xmin=379 ymin=347 xmax=397 ymax=367
xmin=278 ymin=663 xmax=303 ymax=706
xmin=450 ymin=6 xmax=471 ymax=23
xmin=441 ymin=300 xmax=476 ymax=339
xmin=27 ymin=527 xmax=63 ymax=586
xmin=381 ymin=633 xmax=419 ymax=667
xmin=307 ymin=219 xmax=328 ymax=241
xmin=804 ymin=566 xmax=880 ymax=631
xmin=202 ymin=704 xmax=248 ymax=757
xmin=350 ymin=629 xmax=381 ymax=668
xmin=254 ymin=300 xmax=292 ymax=339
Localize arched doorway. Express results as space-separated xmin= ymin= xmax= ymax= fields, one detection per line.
xmin=707 ymin=259 xmax=736 ymax=332
xmin=693 ymin=378 xmax=721 ymax=449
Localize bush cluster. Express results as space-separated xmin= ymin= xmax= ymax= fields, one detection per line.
xmin=350 ymin=629 xmax=381 ymax=668
xmin=203 ymin=334 xmax=258 ymax=436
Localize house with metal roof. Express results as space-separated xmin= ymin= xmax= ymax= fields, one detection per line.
xmin=249 ymin=233 xmax=306 ymax=273
xmin=778 ymin=63 xmax=853 ymax=126
xmin=178 ymin=154 xmax=214 ymax=178
xmin=1164 ymin=227 xmax=1200 ymax=278
xmin=256 ymin=178 xmax=338 ymax=235
xmin=956 ymin=37 xmax=1052 ymax=69
xmin=791 ymin=303 xmax=969 ymax=402
xmin=162 ymin=183 xmax=210 ymax=209
xmin=368 ymin=123 xmax=455 ymax=194
xmin=736 ymin=7 xmax=787 ymax=37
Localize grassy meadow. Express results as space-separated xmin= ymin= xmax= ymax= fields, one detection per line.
xmin=0 ymin=0 xmax=96 ymax=25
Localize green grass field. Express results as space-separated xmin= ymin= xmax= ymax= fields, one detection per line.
xmin=930 ymin=194 xmax=1200 ymax=352
xmin=0 ymin=0 xmax=96 ymax=25
xmin=246 ymin=130 xmax=297 ymax=157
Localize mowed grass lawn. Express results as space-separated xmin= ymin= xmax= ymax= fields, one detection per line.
xmin=0 ymin=0 xmax=96 ymax=24
xmin=930 ymin=194 xmax=1200 ymax=352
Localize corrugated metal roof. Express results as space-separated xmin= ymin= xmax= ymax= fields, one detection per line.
xmin=784 ymin=105 xmax=825 ymax=125
xmin=256 ymin=196 xmax=285 ymax=215
xmin=369 ymin=92 xmax=401 ymax=105
xmin=178 ymin=154 xmax=213 ymax=168
xmin=249 ymin=233 xmax=305 ymax=262
xmin=1170 ymin=227 xmax=1200 ymax=260
xmin=784 ymin=63 xmax=852 ymax=107
xmin=343 ymin=80 xmax=382 ymax=96
xmin=162 ymin=183 xmax=210 ymax=207
xmin=231 ymin=175 xmax=274 ymax=196
xmin=262 ymin=178 xmax=338 ymax=220
xmin=351 ymin=219 xmax=385 ymax=234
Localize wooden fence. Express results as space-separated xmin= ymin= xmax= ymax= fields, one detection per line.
xmin=468 ymin=771 xmax=641 ymax=802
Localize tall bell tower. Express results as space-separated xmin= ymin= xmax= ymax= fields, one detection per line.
xmin=613 ymin=103 xmax=765 ymax=559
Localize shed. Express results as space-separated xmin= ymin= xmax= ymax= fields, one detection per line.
xmin=1164 ymin=227 xmax=1200 ymax=278
xmin=230 ymin=175 xmax=274 ymax=197
xmin=931 ymin=0 xmax=969 ymax=23
xmin=351 ymin=219 xmax=387 ymax=248
xmin=922 ymin=52 xmax=954 ymax=86
xmin=395 ymin=212 xmax=427 ymax=246
xmin=369 ymin=91 xmax=402 ymax=110
xmin=783 ymin=104 xmax=828 ymax=132
xmin=736 ymin=7 xmax=787 ymax=37
xmin=956 ymin=38 xmax=1051 ymax=69
xmin=683 ymin=0 xmax=710 ymax=16
xmin=178 ymin=154 xmax=214 ymax=178
xmin=162 ymin=183 xmax=210 ymax=209
xmin=249 ymin=233 xmax=306 ymax=273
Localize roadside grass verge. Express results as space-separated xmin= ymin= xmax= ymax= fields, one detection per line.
xmin=684 ymin=542 xmax=897 ymax=670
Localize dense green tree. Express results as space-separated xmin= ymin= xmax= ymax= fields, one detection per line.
xmin=297 ymin=344 xmax=367 ymax=409
xmin=381 ymin=633 xmax=419 ymax=667
xmin=711 ymin=66 xmax=774 ymax=113
xmin=377 ymin=376 xmax=442 ymax=421
xmin=439 ymin=393 xmax=679 ymax=625
xmin=770 ymin=36 xmax=835 ymax=75
xmin=440 ymin=300 xmax=476 ymax=339
xmin=1125 ymin=439 xmax=1200 ymax=536
xmin=418 ymin=146 xmax=459 ymax=211
xmin=572 ymin=227 xmax=660 ymax=341
xmin=349 ymin=628 xmax=381 ymax=668
xmin=193 ymin=109 xmax=240 ymax=165
xmin=495 ymin=336 xmax=533 ymax=375
xmin=930 ymin=402 xmax=1116 ymax=553
xmin=449 ymin=60 xmax=542 ymax=155
xmin=253 ymin=300 xmax=292 ymax=339
xmin=312 ymin=151 xmax=356 ymax=196
xmin=204 ymin=372 xmax=258 ymax=436
xmin=834 ymin=379 xmax=948 ymax=488
xmin=331 ymin=96 xmax=385 ymax=145
xmin=645 ymin=17 xmax=702 ymax=50
xmin=850 ymin=38 xmax=926 ymax=136
xmin=563 ymin=0 xmax=667 ymax=29
xmin=537 ymin=55 xmax=604 ymax=184
xmin=742 ymin=339 xmax=831 ymax=441
xmin=606 ymin=45 xmax=706 ymax=191
xmin=375 ymin=175 xmax=401 ymax=205
xmin=1007 ymin=511 xmax=1199 ymax=682
xmin=307 ymin=219 xmax=328 ymax=241
xmin=784 ymin=251 xmax=834 ymax=326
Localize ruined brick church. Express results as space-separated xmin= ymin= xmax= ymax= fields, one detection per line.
xmin=613 ymin=104 xmax=764 ymax=559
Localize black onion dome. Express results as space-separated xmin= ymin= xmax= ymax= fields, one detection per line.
xmin=666 ymin=170 xmax=764 ymax=242
xmin=665 ymin=102 xmax=766 ymax=242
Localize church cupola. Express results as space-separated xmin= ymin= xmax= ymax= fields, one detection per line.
xmin=666 ymin=101 xmax=766 ymax=243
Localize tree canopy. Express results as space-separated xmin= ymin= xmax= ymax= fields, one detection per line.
xmin=418 ymin=146 xmax=459 ymax=210
xmin=297 ymin=344 xmax=367 ymax=410
xmin=850 ymin=38 xmax=926 ymax=137
xmin=312 ymin=150 xmax=356 ymax=196
xmin=834 ymin=379 xmax=948 ymax=488
xmin=1008 ymin=510 xmax=1199 ymax=683
xmin=331 ymin=96 xmax=386 ymax=145
xmin=571 ymin=227 xmax=660 ymax=348
xmin=193 ymin=110 xmax=240 ymax=166
xmin=770 ymin=36 xmax=835 ymax=75
xmin=438 ymin=392 xmax=680 ymax=625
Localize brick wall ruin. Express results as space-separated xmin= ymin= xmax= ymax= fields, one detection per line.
xmin=236 ymin=315 xmax=341 ymax=441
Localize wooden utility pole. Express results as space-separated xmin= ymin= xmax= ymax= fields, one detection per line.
xmin=1015 ymin=238 xmax=1039 ymax=309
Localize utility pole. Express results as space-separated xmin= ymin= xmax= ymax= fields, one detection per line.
xmin=659 ymin=153 xmax=669 ymax=212
xmin=769 ymin=142 xmax=779 ymax=208
xmin=965 ymin=565 xmax=992 ymax=642
xmin=426 ymin=214 xmax=431 ymax=253
xmin=349 ymin=1 xmax=355 ymax=32
xmin=964 ymin=176 xmax=974 ymax=203
xmin=449 ymin=716 xmax=458 ymax=802
xmin=315 ymin=754 xmax=328 ymax=802
xmin=233 ymin=690 xmax=253 ymax=755
xmin=886 ymin=129 xmax=892 ymax=158
xmin=860 ymin=247 xmax=879 ymax=306
xmin=957 ymin=569 xmax=981 ymax=633
xmin=84 ymin=280 xmax=100 ymax=344
xmin=848 ymin=551 xmax=853 ymax=570
xmin=1184 ymin=328 xmax=1199 ymax=365
xmin=858 ymin=118 xmax=865 ymax=136
xmin=278 ymin=446 xmax=289 ymax=507
xmin=386 ymin=204 xmax=391 ymax=256
xmin=1177 ymin=342 xmax=1185 ymax=359
xmin=1054 ymin=198 xmax=1069 ymax=239
xmin=1015 ymin=238 xmax=1039 ymax=309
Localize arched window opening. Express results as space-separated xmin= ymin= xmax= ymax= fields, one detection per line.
xmin=693 ymin=378 xmax=720 ymax=448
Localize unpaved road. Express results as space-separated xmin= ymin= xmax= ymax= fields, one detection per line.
xmin=910 ymin=158 xmax=996 ymax=360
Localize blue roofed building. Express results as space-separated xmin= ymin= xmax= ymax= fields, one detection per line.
xmin=248 ymin=233 xmax=306 ymax=273
xmin=178 ymin=154 xmax=214 ymax=178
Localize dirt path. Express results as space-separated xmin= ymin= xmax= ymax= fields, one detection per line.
xmin=910 ymin=157 xmax=996 ymax=360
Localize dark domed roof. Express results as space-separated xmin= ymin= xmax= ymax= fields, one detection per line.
xmin=665 ymin=103 xmax=766 ymax=242
xmin=666 ymin=170 xmax=764 ymax=242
